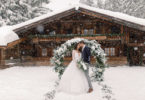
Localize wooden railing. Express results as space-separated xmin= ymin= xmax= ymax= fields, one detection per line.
xmin=29 ymin=34 xmax=123 ymax=42
xmin=29 ymin=33 xmax=123 ymax=38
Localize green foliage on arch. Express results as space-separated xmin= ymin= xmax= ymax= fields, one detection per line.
xmin=51 ymin=38 xmax=108 ymax=82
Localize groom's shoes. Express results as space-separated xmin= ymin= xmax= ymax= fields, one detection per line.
xmin=88 ymin=88 xmax=93 ymax=93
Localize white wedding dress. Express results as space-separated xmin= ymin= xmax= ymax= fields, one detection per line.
xmin=57 ymin=50 xmax=89 ymax=94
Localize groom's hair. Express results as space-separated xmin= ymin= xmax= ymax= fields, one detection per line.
xmin=79 ymin=41 xmax=85 ymax=44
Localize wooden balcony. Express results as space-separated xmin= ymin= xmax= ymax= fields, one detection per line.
xmin=29 ymin=34 xmax=122 ymax=43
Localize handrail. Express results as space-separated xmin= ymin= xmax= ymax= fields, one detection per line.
xmin=29 ymin=33 xmax=123 ymax=38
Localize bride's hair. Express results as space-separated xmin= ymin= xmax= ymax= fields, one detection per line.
xmin=74 ymin=43 xmax=82 ymax=52
xmin=74 ymin=43 xmax=79 ymax=50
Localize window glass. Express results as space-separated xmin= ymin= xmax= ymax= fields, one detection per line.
xmin=42 ymin=48 xmax=47 ymax=56
xmin=105 ymin=48 xmax=115 ymax=56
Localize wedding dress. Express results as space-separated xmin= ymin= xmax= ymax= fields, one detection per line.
xmin=57 ymin=50 xmax=89 ymax=94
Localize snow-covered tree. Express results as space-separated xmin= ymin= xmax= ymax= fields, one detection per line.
xmin=80 ymin=0 xmax=106 ymax=8
xmin=0 ymin=0 xmax=50 ymax=27
xmin=105 ymin=0 xmax=145 ymax=18
xmin=80 ymin=0 xmax=145 ymax=18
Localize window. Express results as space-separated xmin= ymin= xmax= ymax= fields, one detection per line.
xmin=84 ymin=29 xmax=88 ymax=34
xmin=111 ymin=26 xmax=120 ymax=34
xmin=110 ymin=48 xmax=115 ymax=56
xmin=67 ymin=29 xmax=72 ymax=34
xmin=84 ymin=29 xmax=94 ymax=34
xmin=105 ymin=48 xmax=115 ymax=56
xmin=89 ymin=29 xmax=94 ymax=34
xmin=66 ymin=51 xmax=71 ymax=57
xmin=49 ymin=31 xmax=56 ymax=35
xmin=105 ymin=48 xmax=109 ymax=56
xmin=42 ymin=48 xmax=47 ymax=56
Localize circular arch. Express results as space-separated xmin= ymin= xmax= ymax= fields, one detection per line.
xmin=51 ymin=38 xmax=107 ymax=82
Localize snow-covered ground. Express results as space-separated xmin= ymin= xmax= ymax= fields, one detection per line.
xmin=0 ymin=66 xmax=145 ymax=100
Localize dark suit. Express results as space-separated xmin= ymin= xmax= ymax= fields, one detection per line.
xmin=82 ymin=46 xmax=91 ymax=64
xmin=82 ymin=46 xmax=93 ymax=89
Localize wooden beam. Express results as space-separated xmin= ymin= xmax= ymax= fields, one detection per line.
xmin=79 ymin=36 xmax=107 ymax=40
xmin=81 ymin=10 xmax=112 ymax=22
xmin=7 ymin=38 xmax=26 ymax=49
xmin=127 ymin=43 xmax=144 ymax=47
xmin=60 ymin=19 xmax=100 ymax=23
xmin=0 ymin=46 xmax=6 ymax=49
xmin=32 ymin=36 xmax=107 ymax=43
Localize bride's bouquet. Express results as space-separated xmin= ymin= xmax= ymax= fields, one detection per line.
xmin=77 ymin=59 xmax=88 ymax=71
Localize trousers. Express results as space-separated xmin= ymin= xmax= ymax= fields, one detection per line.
xmin=84 ymin=63 xmax=93 ymax=89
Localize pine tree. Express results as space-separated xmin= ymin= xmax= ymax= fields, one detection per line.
xmin=105 ymin=0 xmax=145 ymax=18
xmin=80 ymin=0 xmax=145 ymax=18
xmin=0 ymin=0 xmax=50 ymax=27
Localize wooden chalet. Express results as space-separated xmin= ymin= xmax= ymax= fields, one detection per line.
xmin=0 ymin=4 xmax=145 ymax=67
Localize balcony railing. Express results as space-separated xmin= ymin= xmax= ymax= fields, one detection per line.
xmin=29 ymin=33 xmax=123 ymax=38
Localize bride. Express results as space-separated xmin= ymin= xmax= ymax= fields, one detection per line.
xmin=57 ymin=43 xmax=89 ymax=94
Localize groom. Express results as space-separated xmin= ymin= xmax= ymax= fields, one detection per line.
xmin=78 ymin=41 xmax=93 ymax=93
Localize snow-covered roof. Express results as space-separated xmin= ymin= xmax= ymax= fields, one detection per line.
xmin=12 ymin=3 xmax=145 ymax=31
xmin=0 ymin=26 xmax=19 ymax=46
xmin=1 ymin=3 xmax=145 ymax=46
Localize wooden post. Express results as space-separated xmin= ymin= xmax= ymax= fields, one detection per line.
xmin=60 ymin=23 xmax=63 ymax=34
xmin=0 ymin=48 xmax=5 ymax=65
xmin=121 ymin=25 xmax=124 ymax=34
xmin=17 ymin=45 xmax=20 ymax=59
xmin=81 ymin=27 xmax=84 ymax=34
xmin=121 ymin=25 xmax=124 ymax=44
xmin=94 ymin=25 xmax=96 ymax=34
xmin=72 ymin=25 xmax=76 ymax=34
xmin=102 ymin=23 xmax=105 ymax=34
xmin=77 ymin=25 xmax=80 ymax=34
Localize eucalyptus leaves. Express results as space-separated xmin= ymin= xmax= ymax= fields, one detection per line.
xmin=51 ymin=38 xmax=107 ymax=82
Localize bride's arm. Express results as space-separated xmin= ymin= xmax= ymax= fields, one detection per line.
xmin=72 ymin=50 xmax=75 ymax=60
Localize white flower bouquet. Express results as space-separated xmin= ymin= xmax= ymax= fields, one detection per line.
xmin=77 ymin=59 xmax=87 ymax=71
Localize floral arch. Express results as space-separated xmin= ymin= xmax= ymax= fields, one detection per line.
xmin=51 ymin=38 xmax=107 ymax=82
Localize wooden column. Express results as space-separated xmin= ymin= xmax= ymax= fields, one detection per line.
xmin=121 ymin=25 xmax=124 ymax=34
xmin=94 ymin=25 xmax=96 ymax=34
xmin=102 ymin=23 xmax=105 ymax=34
xmin=121 ymin=25 xmax=124 ymax=44
xmin=0 ymin=48 xmax=5 ymax=65
xmin=77 ymin=25 xmax=80 ymax=34
xmin=127 ymin=29 xmax=130 ymax=43
xmin=72 ymin=24 xmax=76 ymax=34
xmin=17 ymin=45 xmax=20 ymax=58
xmin=60 ymin=23 xmax=63 ymax=34
xmin=81 ymin=27 xmax=84 ymax=34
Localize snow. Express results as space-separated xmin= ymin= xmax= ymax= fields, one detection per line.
xmin=0 ymin=26 xmax=19 ymax=46
xmin=0 ymin=66 xmax=145 ymax=100
xmin=45 ymin=0 xmax=80 ymax=11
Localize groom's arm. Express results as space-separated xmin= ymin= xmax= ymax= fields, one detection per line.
xmin=83 ymin=47 xmax=91 ymax=63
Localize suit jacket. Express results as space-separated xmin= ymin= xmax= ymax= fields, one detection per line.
xmin=82 ymin=46 xmax=91 ymax=64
